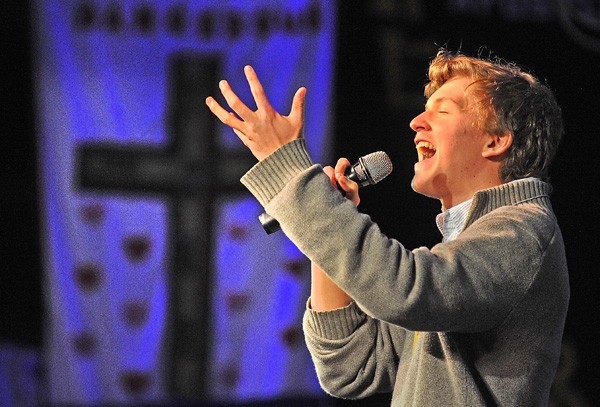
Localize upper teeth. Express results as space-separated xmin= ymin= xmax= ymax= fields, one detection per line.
xmin=417 ymin=141 xmax=436 ymax=159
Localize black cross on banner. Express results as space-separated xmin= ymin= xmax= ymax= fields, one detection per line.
xmin=77 ymin=56 xmax=255 ymax=397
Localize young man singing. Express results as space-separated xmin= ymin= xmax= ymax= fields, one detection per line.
xmin=206 ymin=49 xmax=569 ymax=406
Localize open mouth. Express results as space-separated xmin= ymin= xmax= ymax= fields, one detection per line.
xmin=416 ymin=141 xmax=436 ymax=161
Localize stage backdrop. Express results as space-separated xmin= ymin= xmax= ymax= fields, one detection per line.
xmin=33 ymin=0 xmax=335 ymax=404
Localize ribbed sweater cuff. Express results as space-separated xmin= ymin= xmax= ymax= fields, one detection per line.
xmin=240 ymin=139 xmax=314 ymax=207
xmin=304 ymin=300 xmax=365 ymax=340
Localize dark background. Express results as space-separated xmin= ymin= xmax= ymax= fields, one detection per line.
xmin=2 ymin=0 xmax=598 ymax=405
xmin=1 ymin=2 xmax=42 ymax=346
xmin=334 ymin=1 xmax=600 ymax=405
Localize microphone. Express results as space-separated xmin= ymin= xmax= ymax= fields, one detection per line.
xmin=259 ymin=151 xmax=393 ymax=234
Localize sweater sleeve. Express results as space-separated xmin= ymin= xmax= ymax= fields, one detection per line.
xmin=241 ymin=140 xmax=550 ymax=334
xmin=303 ymin=301 xmax=407 ymax=398
xmin=240 ymin=138 xmax=314 ymax=207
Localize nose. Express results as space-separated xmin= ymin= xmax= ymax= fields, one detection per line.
xmin=409 ymin=111 xmax=430 ymax=133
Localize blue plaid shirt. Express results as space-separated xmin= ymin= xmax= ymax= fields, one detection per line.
xmin=435 ymin=199 xmax=472 ymax=242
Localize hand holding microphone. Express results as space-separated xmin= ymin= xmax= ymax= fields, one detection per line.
xmin=326 ymin=158 xmax=361 ymax=206
xmin=259 ymin=151 xmax=393 ymax=234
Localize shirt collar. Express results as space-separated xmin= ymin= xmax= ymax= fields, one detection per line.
xmin=435 ymin=177 xmax=540 ymax=242
xmin=436 ymin=199 xmax=473 ymax=242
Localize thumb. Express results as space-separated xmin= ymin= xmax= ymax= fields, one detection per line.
xmin=289 ymin=87 xmax=306 ymax=124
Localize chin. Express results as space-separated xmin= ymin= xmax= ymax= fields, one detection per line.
xmin=411 ymin=176 xmax=440 ymax=200
xmin=411 ymin=176 xmax=428 ymax=196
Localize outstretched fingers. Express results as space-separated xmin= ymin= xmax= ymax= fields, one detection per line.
xmin=206 ymin=65 xmax=308 ymax=160
xmin=205 ymin=96 xmax=240 ymax=128
xmin=244 ymin=65 xmax=273 ymax=113
xmin=218 ymin=79 xmax=255 ymax=122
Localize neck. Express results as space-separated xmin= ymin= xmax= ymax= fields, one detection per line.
xmin=441 ymin=178 xmax=504 ymax=209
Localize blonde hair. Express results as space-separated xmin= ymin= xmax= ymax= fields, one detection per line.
xmin=424 ymin=48 xmax=563 ymax=182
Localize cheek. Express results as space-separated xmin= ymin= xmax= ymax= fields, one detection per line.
xmin=441 ymin=138 xmax=478 ymax=174
xmin=457 ymin=129 xmax=483 ymax=156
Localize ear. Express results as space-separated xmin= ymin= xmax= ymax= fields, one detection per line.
xmin=482 ymin=132 xmax=512 ymax=158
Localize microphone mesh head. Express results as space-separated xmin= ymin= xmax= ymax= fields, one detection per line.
xmin=362 ymin=151 xmax=393 ymax=184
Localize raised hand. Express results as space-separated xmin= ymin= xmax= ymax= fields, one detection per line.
xmin=205 ymin=65 xmax=306 ymax=161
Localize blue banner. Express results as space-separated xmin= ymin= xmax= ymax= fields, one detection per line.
xmin=34 ymin=0 xmax=335 ymax=403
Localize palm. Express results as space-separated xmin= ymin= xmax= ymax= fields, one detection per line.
xmin=206 ymin=65 xmax=306 ymax=161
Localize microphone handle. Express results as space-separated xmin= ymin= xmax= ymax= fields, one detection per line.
xmin=258 ymin=212 xmax=283 ymax=235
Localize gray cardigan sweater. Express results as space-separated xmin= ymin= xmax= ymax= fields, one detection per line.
xmin=241 ymin=139 xmax=570 ymax=406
